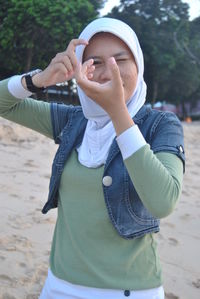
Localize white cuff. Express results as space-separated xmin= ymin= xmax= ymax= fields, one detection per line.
xmin=116 ymin=125 xmax=146 ymax=160
xmin=8 ymin=75 xmax=32 ymax=99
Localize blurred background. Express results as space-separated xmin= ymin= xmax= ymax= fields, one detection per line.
xmin=0 ymin=0 xmax=200 ymax=120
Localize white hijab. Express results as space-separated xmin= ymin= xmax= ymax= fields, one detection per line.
xmin=76 ymin=17 xmax=146 ymax=168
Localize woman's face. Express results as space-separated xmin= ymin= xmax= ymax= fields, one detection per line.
xmin=83 ymin=32 xmax=138 ymax=102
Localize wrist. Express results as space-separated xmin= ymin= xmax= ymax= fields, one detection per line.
xmin=22 ymin=69 xmax=45 ymax=93
xmin=21 ymin=73 xmax=44 ymax=90
xmin=110 ymin=106 xmax=135 ymax=136
xmin=21 ymin=76 xmax=28 ymax=90
xmin=32 ymin=72 xmax=45 ymax=88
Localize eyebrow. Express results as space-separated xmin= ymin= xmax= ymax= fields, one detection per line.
xmin=85 ymin=51 xmax=130 ymax=61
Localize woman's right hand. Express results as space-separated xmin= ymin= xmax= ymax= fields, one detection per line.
xmin=23 ymin=39 xmax=88 ymax=89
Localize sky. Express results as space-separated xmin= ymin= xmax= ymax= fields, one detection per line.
xmin=100 ymin=0 xmax=200 ymax=20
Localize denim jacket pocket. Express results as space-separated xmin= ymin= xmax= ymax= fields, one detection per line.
xmin=125 ymin=182 xmax=158 ymax=226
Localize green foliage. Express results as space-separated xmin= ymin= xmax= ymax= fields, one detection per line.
xmin=107 ymin=0 xmax=200 ymax=107
xmin=0 ymin=0 xmax=104 ymax=77
xmin=1 ymin=0 xmax=199 ymax=108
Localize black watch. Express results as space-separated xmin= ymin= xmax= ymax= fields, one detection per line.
xmin=24 ymin=69 xmax=45 ymax=93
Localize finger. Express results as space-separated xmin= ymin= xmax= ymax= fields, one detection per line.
xmin=51 ymin=54 xmax=74 ymax=75
xmin=75 ymin=62 xmax=100 ymax=94
xmin=108 ymin=57 xmax=122 ymax=85
xmin=65 ymin=39 xmax=88 ymax=69
xmin=67 ymin=38 xmax=88 ymax=52
xmin=62 ymin=55 xmax=74 ymax=73
xmin=75 ymin=59 xmax=95 ymax=82
xmin=87 ymin=73 xmax=93 ymax=80
xmin=51 ymin=52 xmax=66 ymax=64
xmin=75 ymin=60 xmax=95 ymax=83
xmin=48 ymin=62 xmax=71 ymax=82
xmin=82 ymin=59 xmax=94 ymax=73
xmin=68 ymin=53 xmax=77 ymax=69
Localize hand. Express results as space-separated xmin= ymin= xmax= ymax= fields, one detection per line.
xmin=76 ymin=57 xmax=134 ymax=135
xmin=32 ymin=39 xmax=88 ymax=88
xmin=75 ymin=57 xmax=126 ymax=118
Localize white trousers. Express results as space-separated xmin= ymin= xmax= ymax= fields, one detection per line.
xmin=39 ymin=269 xmax=165 ymax=299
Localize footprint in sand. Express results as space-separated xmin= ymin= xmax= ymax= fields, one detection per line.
xmin=26 ymin=294 xmax=40 ymax=299
xmin=1 ymin=234 xmax=33 ymax=252
xmin=168 ymin=237 xmax=179 ymax=246
xmin=8 ymin=215 xmax=32 ymax=229
xmin=180 ymin=213 xmax=191 ymax=221
xmin=10 ymin=193 xmax=19 ymax=198
xmin=24 ymin=160 xmax=38 ymax=168
xmin=0 ymin=274 xmax=13 ymax=283
xmin=43 ymin=174 xmax=50 ymax=179
xmin=0 ymin=255 xmax=6 ymax=261
xmin=18 ymin=261 xmax=26 ymax=268
xmin=162 ymin=222 xmax=175 ymax=228
xmin=191 ymin=170 xmax=199 ymax=175
xmin=181 ymin=190 xmax=189 ymax=196
xmin=1 ymin=294 xmax=16 ymax=299
xmin=165 ymin=293 xmax=179 ymax=299
xmin=192 ymin=278 xmax=200 ymax=288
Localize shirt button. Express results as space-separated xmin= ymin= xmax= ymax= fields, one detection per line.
xmin=102 ymin=176 xmax=112 ymax=187
xmin=124 ymin=290 xmax=130 ymax=296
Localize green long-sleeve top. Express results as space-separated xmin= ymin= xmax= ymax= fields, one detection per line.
xmin=0 ymin=78 xmax=183 ymax=290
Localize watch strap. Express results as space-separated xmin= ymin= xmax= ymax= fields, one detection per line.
xmin=25 ymin=74 xmax=45 ymax=93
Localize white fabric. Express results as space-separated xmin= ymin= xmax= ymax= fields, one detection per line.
xmin=116 ymin=125 xmax=146 ymax=160
xmin=39 ymin=268 xmax=165 ymax=299
xmin=76 ymin=17 xmax=147 ymax=168
xmin=8 ymin=75 xmax=32 ymax=99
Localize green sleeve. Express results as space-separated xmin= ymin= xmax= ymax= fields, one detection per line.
xmin=125 ymin=144 xmax=183 ymax=218
xmin=0 ymin=78 xmax=53 ymax=139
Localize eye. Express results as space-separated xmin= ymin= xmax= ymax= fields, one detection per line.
xmin=93 ymin=60 xmax=102 ymax=66
xmin=116 ymin=58 xmax=128 ymax=63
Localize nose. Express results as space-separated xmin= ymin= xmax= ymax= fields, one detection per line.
xmin=98 ymin=62 xmax=112 ymax=83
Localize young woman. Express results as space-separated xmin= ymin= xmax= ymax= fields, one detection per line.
xmin=0 ymin=18 xmax=185 ymax=299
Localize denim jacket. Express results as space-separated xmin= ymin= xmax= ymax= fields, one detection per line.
xmin=42 ymin=104 xmax=185 ymax=239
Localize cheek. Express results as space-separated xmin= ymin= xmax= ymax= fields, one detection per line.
xmin=122 ymin=71 xmax=137 ymax=91
xmin=120 ymin=68 xmax=138 ymax=101
xmin=120 ymin=62 xmax=137 ymax=82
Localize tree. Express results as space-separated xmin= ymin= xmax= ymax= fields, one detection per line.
xmin=107 ymin=0 xmax=200 ymax=109
xmin=169 ymin=16 xmax=200 ymax=115
xmin=0 ymin=0 xmax=105 ymax=77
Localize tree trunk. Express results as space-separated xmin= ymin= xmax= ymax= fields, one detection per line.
xmin=181 ymin=100 xmax=187 ymax=119
xmin=25 ymin=46 xmax=33 ymax=72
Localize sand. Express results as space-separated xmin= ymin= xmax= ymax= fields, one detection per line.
xmin=0 ymin=118 xmax=199 ymax=299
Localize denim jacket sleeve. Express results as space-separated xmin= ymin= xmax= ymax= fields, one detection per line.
xmin=124 ymin=146 xmax=183 ymax=219
xmin=150 ymin=111 xmax=185 ymax=171
xmin=123 ymin=111 xmax=185 ymax=219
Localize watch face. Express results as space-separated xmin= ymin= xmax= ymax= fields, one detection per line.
xmin=26 ymin=69 xmax=42 ymax=77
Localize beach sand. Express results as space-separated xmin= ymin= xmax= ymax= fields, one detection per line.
xmin=0 ymin=118 xmax=199 ymax=299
